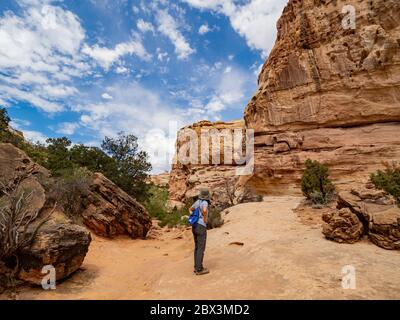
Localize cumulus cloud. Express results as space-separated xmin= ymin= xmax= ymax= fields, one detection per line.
xmin=0 ymin=0 xmax=152 ymax=112
xmin=183 ymin=0 xmax=288 ymax=56
xmin=0 ymin=1 xmax=87 ymax=112
xmin=137 ymin=19 xmax=155 ymax=33
xmin=198 ymin=23 xmax=210 ymax=35
xmin=22 ymin=129 xmax=48 ymax=144
xmin=56 ymin=122 xmax=80 ymax=135
xmin=82 ymin=39 xmax=151 ymax=70
xmin=156 ymin=9 xmax=195 ymax=60
xmin=72 ymin=82 xmax=195 ymax=172
xmin=101 ymin=92 xmax=113 ymax=100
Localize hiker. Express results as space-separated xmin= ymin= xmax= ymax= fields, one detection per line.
xmin=189 ymin=188 xmax=211 ymax=275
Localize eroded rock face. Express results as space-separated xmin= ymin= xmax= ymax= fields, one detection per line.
xmin=369 ymin=207 xmax=400 ymax=250
xmin=149 ymin=172 xmax=170 ymax=187
xmin=82 ymin=173 xmax=152 ymax=239
xmin=0 ymin=143 xmax=91 ymax=285
xmin=18 ymin=221 xmax=91 ymax=285
xmin=167 ymin=120 xmax=257 ymax=210
xmin=244 ymin=0 xmax=400 ymax=195
xmin=322 ymin=208 xmax=364 ymax=244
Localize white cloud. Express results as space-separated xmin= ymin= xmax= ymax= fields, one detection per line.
xmin=198 ymin=23 xmax=210 ymax=35
xmin=183 ymin=0 xmax=288 ymax=56
xmin=156 ymin=10 xmax=195 ymax=60
xmin=72 ymin=82 xmax=195 ymax=172
xmin=22 ymin=129 xmax=48 ymax=144
xmin=137 ymin=19 xmax=154 ymax=33
xmin=115 ymin=66 xmax=129 ymax=74
xmin=56 ymin=122 xmax=80 ymax=135
xmin=82 ymin=39 xmax=151 ymax=70
xmin=224 ymin=66 xmax=232 ymax=73
xmin=101 ymin=92 xmax=113 ymax=100
xmin=0 ymin=1 xmax=88 ymax=112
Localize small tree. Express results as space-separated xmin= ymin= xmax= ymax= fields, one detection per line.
xmin=371 ymin=161 xmax=400 ymax=205
xmin=0 ymin=108 xmax=10 ymax=132
xmin=101 ymin=132 xmax=152 ymax=201
xmin=301 ymin=159 xmax=335 ymax=205
xmin=45 ymin=137 xmax=73 ymax=175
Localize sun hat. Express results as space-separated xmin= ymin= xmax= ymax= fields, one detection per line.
xmin=198 ymin=188 xmax=210 ymax=200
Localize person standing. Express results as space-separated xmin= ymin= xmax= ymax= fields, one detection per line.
xmin=189 ymin=188 xmax=211 ymax=275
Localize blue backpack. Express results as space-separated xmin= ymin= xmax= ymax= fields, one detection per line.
xmin=188 ymin=201 xmax=204 ymax=226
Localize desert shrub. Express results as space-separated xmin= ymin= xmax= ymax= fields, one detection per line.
xmin=371 ymin=162 xmax=400 ymax=205
xmin=143 ymin=185 xmax=169 ymax=220
xmin=301 ymin=159 xmax=335 ymax=205
xmin=207 ymin=208 xmax=224 ymax=230
xmin=45 ymin=167 xmax=91 ymax=220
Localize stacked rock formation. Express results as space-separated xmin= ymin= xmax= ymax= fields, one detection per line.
xmin=322 ymin=183 xmax=400 ymax=250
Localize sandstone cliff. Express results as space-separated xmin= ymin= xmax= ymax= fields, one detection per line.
xmin=243 ymin=0 xmax=400 ymax=195
xmin=168 ymin=120 xmax=252 ymax=209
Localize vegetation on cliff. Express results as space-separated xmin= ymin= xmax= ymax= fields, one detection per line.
xmin=0 ymin=108 xmax=152 ymax=202
xmin=301 ymin=159 xmax=335 ymax=206
xmin=371 ymin=162 xmax=400 ymax=206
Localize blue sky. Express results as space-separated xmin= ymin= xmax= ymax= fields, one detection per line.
xmin=0 ymin=0 xmax=288 ymax=172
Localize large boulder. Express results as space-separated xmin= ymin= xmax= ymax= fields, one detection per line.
xmin=18 ymin=215 xmax=91 ymax=285
xmin=368 ymin=207 xmax=400 ymax=250
xmin=0 ymin=143 xmax=91 ymax=284
xmin=81 ymin=172 xmax=152 ymax=239
xmin=322 ymin=208 xmax=365 ymax=244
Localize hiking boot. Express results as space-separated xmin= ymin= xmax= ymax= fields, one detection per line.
xmin=195 ymin=268 xmax=210 ymax=276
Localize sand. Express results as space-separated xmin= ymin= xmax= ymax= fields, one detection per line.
xmin=13 ymin=196 xmax=400 ymax=300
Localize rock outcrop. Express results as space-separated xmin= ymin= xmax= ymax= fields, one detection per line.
xmin=243 ymin=0 xmax=400 ymax=195
xmin=167 ymin=120 xmax=258 ymax=210
xmin=322 ymin=183 xmax=400 ymax=250
xmin=149 ymin=172 xmax=170 ymax=187
xmin=18 ymin=220 xmax=91 ymax=285
xmin=0 ymin=143 xmax=91 ymax=285
xmin=322 ymin=208 xmax=364 ymax=244
xmin=82 ymin=173 xmax=152 ymax=239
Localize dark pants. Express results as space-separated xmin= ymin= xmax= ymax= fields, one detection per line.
xmin=192 ymin=224 xmax=207 ymax=272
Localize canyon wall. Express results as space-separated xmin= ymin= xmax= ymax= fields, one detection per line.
xmin=169 ymin=0 xmax=400 ymax=205
xmin=168 ymin=120 xmax=250 ymax=209
xmin=243 ymin=0 xmax=400 ymax=195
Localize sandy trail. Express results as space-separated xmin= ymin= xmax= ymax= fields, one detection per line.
xmin=15 ymin=197 xmax=400 ymax=300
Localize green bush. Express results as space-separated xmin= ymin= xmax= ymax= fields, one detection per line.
xmin=371 ymin=162 xmax=400 ymax=205
xmin=301 ymin=159 xmax=335 ymax=205
xmin=45 ymin=167 xmax=91 ymax=220
xmin=143 ymin=185 xmax=169 ymax=219
xmin=207 ymin=208 xmax=224 ymax=230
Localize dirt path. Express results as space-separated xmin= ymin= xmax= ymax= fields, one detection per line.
xmin=15 ymin=197 xmax=400 ymax=300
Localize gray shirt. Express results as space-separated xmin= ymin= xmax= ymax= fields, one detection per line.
xmin=191 ymin=199 xmax=209 ymax=227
